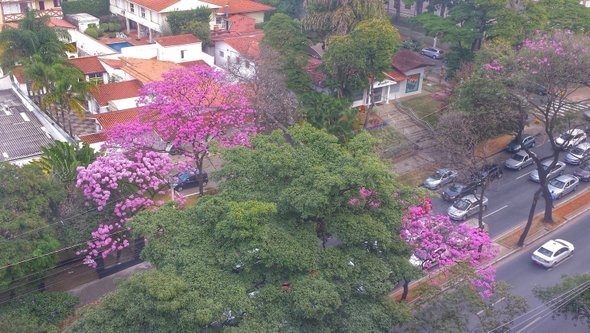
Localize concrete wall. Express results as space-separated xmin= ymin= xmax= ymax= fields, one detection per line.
xmin=121 ymin=44 xmax=158 ymax=59
xmin=109 ymin=97 xmax=138 ymax=110
xmin=157 ymin=42 xmax=202 ymax=62
xmin=69 ymin=30 xmax=117 ymax=56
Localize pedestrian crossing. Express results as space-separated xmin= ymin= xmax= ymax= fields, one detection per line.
xmin=533 ymin=101 xmax=590 ymax=119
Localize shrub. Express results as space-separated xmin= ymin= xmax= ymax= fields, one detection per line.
xmin=112 ymin=23 xmax=121 ymax=31
xmin=84 ymin=27 xmax=101 ymax=39
xmin=0 ymin=292 xmax=79 ymax=333
xmin=62 ymin=0 xmax=109 ymax=17
xmin=99 ymin=23 xmax=110 ymax=32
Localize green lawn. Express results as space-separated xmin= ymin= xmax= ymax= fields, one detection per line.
xmin=369 ymin=126 xmax=415 ymax=161
xmin=399 ymin=95 xmax=443 ymax=128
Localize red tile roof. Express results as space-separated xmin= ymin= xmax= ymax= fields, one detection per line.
xmin=93 ymin=108 xmax=140 ymax=130
xmin=90 ymin=80 xmax=143 ymax=106
xmin=228 ymin=14 xmax=257 ymax=33
xmin=79 ymin=132 xmax=108 ymax=144
xmin=131 ymin=0 xmax=179 ymax=12
xmin=69 ymin=56 xmax=106 ymax=74
xmin=179 ymin=60 xmax=209 ymax=67
xmin=384 ymin=69 xmax=407 ymax=81
xmin=223 ymin=34 xmax=263 ymax=59
xmin=201 ymin=0 xmax=274 ymax=14
xmin=48 ymin=18 xmax=76 ymax=29
xmin=11 ymin=66 xmax=25 ymax=84
xmin=99 ymin=58 xmax=124 ymax=69
xmin=392 ymin=49 xmax=435 ymax=73
xmin=120 ymin=57 xmax=183 ymax=84
xmin=305 ymin=57 xmax=327 ymax=88
xmin=155 ymin=34 xmax=201 ymax=47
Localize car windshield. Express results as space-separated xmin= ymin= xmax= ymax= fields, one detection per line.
xmin=431 ymin=171 xmax=443 ymax=180
xmin=549 ymin=179 xmax=565 ymax=189
xmin=511 ymin=154 xmax=525 ymax=162
xmin=537 ymin=246 xmax=554 ymax=257
xmin=453 ymin=199 xmax=470 ymax=210
xmin=449 ymin=184 xmax=463 ymax=192
xmin=571 ymin=147 xmax=584 ymax=155
xmin=560 ymin=133 xmax=573 ymax=140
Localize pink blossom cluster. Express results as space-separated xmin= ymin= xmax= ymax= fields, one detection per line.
xmin=347 ymin=187 xmax=380 ymax=208
xmin=400 ymin=197 xmax=499 ymax=298
xmin=482 ymin=61 xmax=504 ymax=72
xmin=75 ymin=151 xmax=174 ymax=266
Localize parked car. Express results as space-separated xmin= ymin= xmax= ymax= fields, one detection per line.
xmin=531 ymin=239 xmax=574 ymax=268
xmin=525 ymin=82 xmax=548 ymax=96
xmin=441 ymin=182 xmax=479 ymax=202
xmin=423 ymin=168 xmax=457 ymax=190
xmin=472 ymin=164 xmax=504 ymax=182
xmin=574 ymin=161 xmax=590 ymax=181
xmin=528 ymin=160 xmax=566 ymax=182
xmin=505 ymin=135 xmax=536 ymax=153
xmin=420 ymin=47 xmax=444 ymax=59
xmin=584 ymin=108 xmax=590 ymax=120
xmin=409 ymin=248 xmax=445 ymax=269
xmin=173 ymin=170 xmax=208 ymax=191
xmin=447 ymin=194 xmax=488 ymax=221
xmin=555 ymin=128 xmax=587 ymax=150
xmin=564 ymin=142 xmax=590 ymax=165
xmin=548 ymin=174 xmax=579 ymax=199
xmin=504 ymin=151 xmax=535 ymax=170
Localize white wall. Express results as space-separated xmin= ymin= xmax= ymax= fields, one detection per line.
xmin=109 ymin=97 xmax=139 ymax=110
xmin=157 ymin=43 xmax=202 ymax=62
xmin=78 ymin=18 xmax=100 ymax=32
xmin=68 ymin=30 xmax=117 ymax=56
xmin=121 ymin=44 xmax=158 ymax=59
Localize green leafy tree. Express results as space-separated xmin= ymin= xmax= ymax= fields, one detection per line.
xmin=166 ymin=7 xmax=212 ymax=35
xmin=259 ymin=0 xmax=302 ymax=18
xmin=34 ymin=141 xmax=97 ymax=185
xmin=300 ymin=92 xmax=357 ymax=141
xmin=533 ymin=274 xmax=590 ymax=327
xmin=322 ymin=34 xmax=364 ymax=98
xmin=0 ymin=292 xmax=78 ymax=333
xmin=68 ymin=124 xmax=418 ymax=332
xmin=179 ymin=21 xmax=211 ymax=46
xmin=0 ymin=163 xmax=65 ymax=290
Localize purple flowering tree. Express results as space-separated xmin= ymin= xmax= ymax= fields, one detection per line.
xmin=400 ymin=197 xmax=498 ymax=299
xmin=75 ymin=151 xmax=175 ymax=267
xmin=106 ymin=65 xmax=258 ymax=195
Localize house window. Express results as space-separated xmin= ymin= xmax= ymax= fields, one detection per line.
xmin=216 ymin=16 xmax=223 ymax=25
xmin=181 ymin=50 xmax=186 ymax=59
xmin=88 ymin=73 xmax=102 ymax=83
xmin=351 ymin=90 xmax=364 ymax=102
xmin=38 ymin=1 xmax=45 ymax=10
xmin=53 ymin=0 xmax=61 ymax=7
xmin=140 ymin=7 xmax=146 ymax=18
xmin=129 ymin=3 xmax=134 ymax=13
xmin=219 ymin=51 xmax=224 ymax=58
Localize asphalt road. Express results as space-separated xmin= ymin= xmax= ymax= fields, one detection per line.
xmin=494 ymin=209 xmax=590 ymax=333
xmin=427 ymin=139 xmax=590 ymax=238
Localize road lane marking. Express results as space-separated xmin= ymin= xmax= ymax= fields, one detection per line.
xmin=483 ymin=205 xmax=508 ymax=218
xmin=516 ymin=172 xmax=531 ymax=180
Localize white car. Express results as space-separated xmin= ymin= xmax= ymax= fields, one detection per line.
xmin=555 ymin=128 xmax=587 ymax=150
xmin=528 ymin=160 xmax=565 ymax=182
xmin=564 ymin=142 xmax=590 ymax=165
xmin=447 ymin=194 xmax=488 ymax=221
xmin=548 ymin=174 xmax=580 ymax=199
xmin=423 ymin=168 xmax=457 ymax=190
xmin=532 ymin=239 xmax=574 ymax=268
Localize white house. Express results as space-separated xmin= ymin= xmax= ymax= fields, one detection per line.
xmin=68 ymin=56 xmax=110 ymax=84
xmin=214 ymin=32 xmax=263 ymax=79
xmin=87 ymin=79 xmax=143 ymax=114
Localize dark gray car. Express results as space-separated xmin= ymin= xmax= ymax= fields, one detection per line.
xmin=505 ymin=135 xmax=536 ymax=153
xmin=574 ymin=162 xmax=590 ymax=181
xmin=442 ymin=182 xmax=479 ymax=202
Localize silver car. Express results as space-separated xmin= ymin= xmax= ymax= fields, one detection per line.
xmin=555 ymin=128 xmax=587 ymax=150
xmin=447 ymin=194 xmax=488 ymax=221
xmin=420 ymin=47 xmax=444 ymax=59
xmin=529 ymin=160 xmax=566 ymax=182
xmin=564 ymin=142 xmax=590 ymax=165
xmin=548 ymin=174 xmax=580 ymax=199
xmin=574 ymin=162 xmax=590 ymax=181
xmin=504 ymin=151 xmax=535 ymax=170
xmin=423 ymin=168 xmax=457 ymax=190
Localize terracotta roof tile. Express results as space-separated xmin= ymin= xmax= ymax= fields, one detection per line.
xmin=179 ymin=60 xmax=209 ymax=67
xmin=79 ymin=132 xmax=108 ymax=144
xmin=384 ymin=69 xmax=407 ymax=81
xmin=223 ymin=34 xmax=263 ymax=59
xmin=69 ymin=56 xmax=106 ymax=74
xmin=120 ymin=57 xmax=183 ymax=84
xmin=99 ymin=58 xmax=124 ymax=69
xmin=93 ymin=108 xmax=140 ymax=130
xmin=391 ymin=49 xmax=435 ymax=73
xmin=90 ymin=80 xmax=143 ymax=106
xmin=47 ymin=17 xmax=76 ymax=29
xmin=155 ymin=34 xmax=201 ymax=47
xmin=201 ymin=0 xmax=274 ymax=14
xmin=11 ymin=66 xmax=25 ymax=83
xmin=131 ymin=0 xmax=179 ymax=12
xmin=228 ymin=14 xmax=256 ymax=33
xmin=305 ymin=57 xmax=327 ymax=88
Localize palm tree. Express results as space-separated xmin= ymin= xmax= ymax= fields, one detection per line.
xmin=303 ymin=0 xmax=386 ymax=36
xmin=34 ymin=141 xmax=97 ymax=185
xmin=23 ymin=54 xmax=53 ymax=108
xmin=41 ymin=63 xmax=96 ymax=136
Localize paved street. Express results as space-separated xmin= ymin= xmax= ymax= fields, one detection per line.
xmin=427 ymin=137 xmax=590 ymax=238
xmin=495 ymin=209 xmax=590 ymax=332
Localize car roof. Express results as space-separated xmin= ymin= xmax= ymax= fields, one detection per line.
xmin=554 ymin=174 xmax=577 ymax=182
xmin=564 ymin=128 xmax=585 ymax=135
xmin=539 ymin=239 xmax=568 ymax=252
xmin=459 ymin=194 xmax=485 ymax=203
xmin=513 ymin=150 xmax=529 ymax=157
xmin=574 ymin=142 xmax=590 ymax=149
xmin=540 ymin=159 xmax=564 ymax=167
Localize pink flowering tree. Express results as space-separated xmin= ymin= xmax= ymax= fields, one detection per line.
xmin=75 ymin=151 xmax=175 ymax=267
xmin=106 ymin=65 xmax=257 ymax=195
xmin=400 ymin=197 xmax=498 ymax=299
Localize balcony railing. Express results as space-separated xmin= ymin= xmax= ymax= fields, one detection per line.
xmin=3 ymin=7 xmax=63 ymax=23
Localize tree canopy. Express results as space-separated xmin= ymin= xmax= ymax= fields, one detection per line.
xmin=69 ymin=124 xmax=420 ymax=332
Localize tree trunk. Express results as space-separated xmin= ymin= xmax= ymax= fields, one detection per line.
xmin=541 ymin=183 xmax=554 ymax=223
xmin=394 ymin=0 xmax=401 ymax=22
xmin=401 ymin=278 xmax=410 ymax=301
xmin=476 ymin=183 xmax=488 ymax=230
xmin=415 ymin=0 xmax=424 ymax=15
xmin=517 ymin=188 xmax=542 ymax=247
xmin=197 ymin=153 xmax=205 ymax=195
xmin=363 ymin=78 xmax=375 ymax=129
